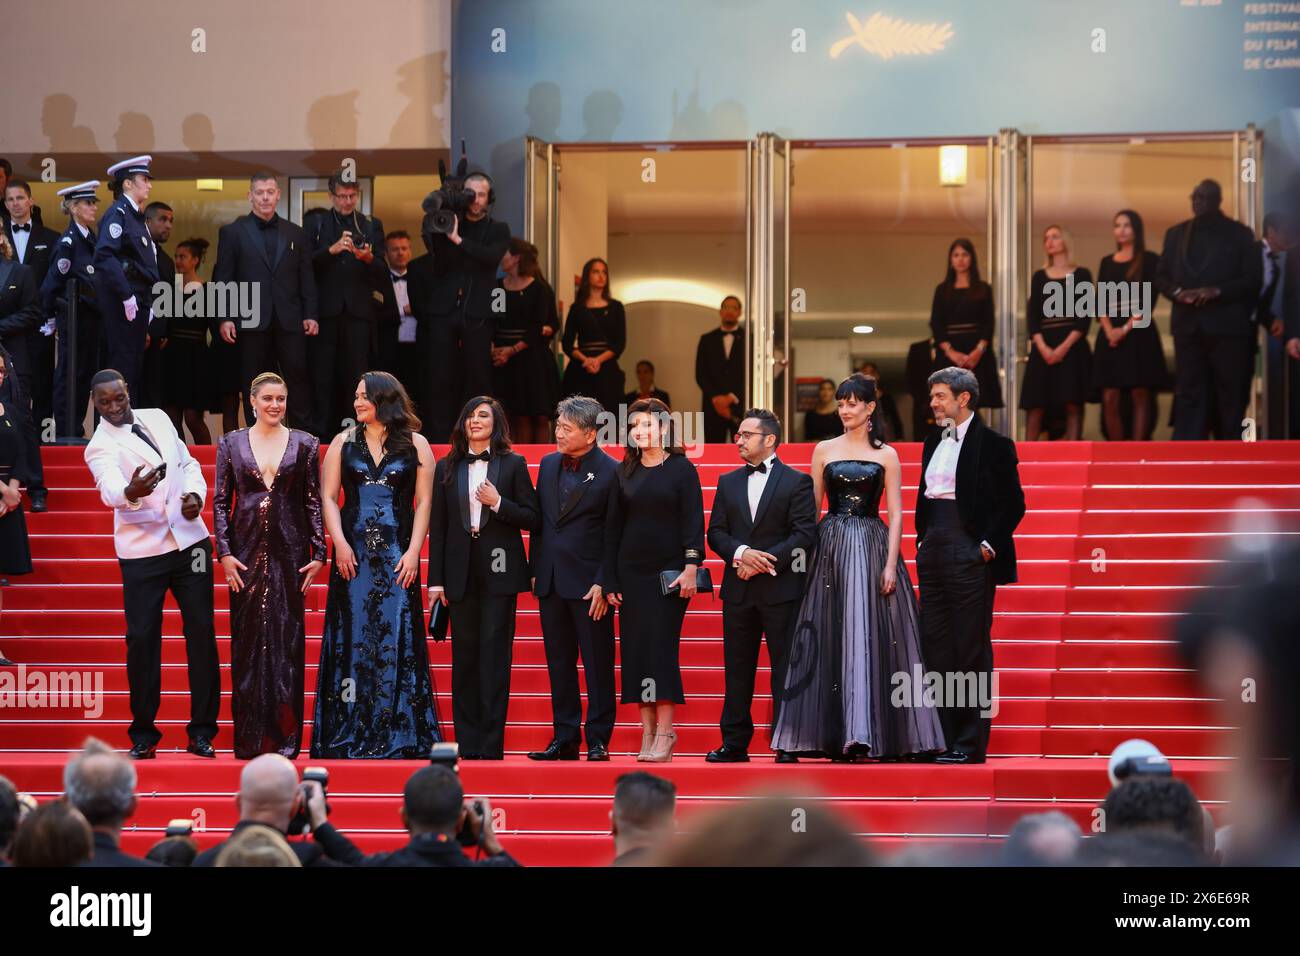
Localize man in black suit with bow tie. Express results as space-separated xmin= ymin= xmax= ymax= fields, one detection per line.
xmin=915 ymin=367 xmax=1025 ymax=764
xmin=705 ymin=408 xmax=817 ymax=763
xmin=428 ymin=397 xmax=540 ymax=759
xmin=5 ymin=179 xmax=59 ymax=452
xmin=212 ymin=172 xmax=318 ymax=432
xmin=528 ymin=395 xmax=622 ymax=761
xmin=374 ymin=230 xmax=420 ymax=397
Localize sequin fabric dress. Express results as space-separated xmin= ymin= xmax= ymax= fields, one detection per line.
xmin=771 ymin=460 xmax=945 ymax=758
xmin=213 ymin=428 xmax=326 ymax=759
xmin=310 ymin=433 xmax=441 ymax=758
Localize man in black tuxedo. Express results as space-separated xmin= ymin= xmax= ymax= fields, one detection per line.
xmin=428 ymin=399 xmax=540 ymax=759
xmin=1253 ymin=212 xmax=1291 ymax=438
xmin=705 ymin=408 xmax=817 ymax=763
xmin=0 ymin=246 xmax=45 ymax=512
xmin=915 ymin=368 xmax=1025 ymax=764
xmin=1155 ymin=179 xmax=1263 ymax=440
xmin=695 ymin=295 xmax=745 ymax=442
xmin=308 ymin=172 xmax=384 ymax=438
xmin=5 ymin=179 xmax=59 ymax=449
xmin=374 ymin=230 xmax=420 ymax=397
xmin=212 ymin=172 xmax=318 ymax=433
xmin=528 ymin=395 xmax=622 ymax=761
xmin=905 ymin=337 xmax=940 ymax=440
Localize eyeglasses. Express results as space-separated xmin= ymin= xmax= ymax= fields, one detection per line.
xmin=735 ymin=430 xmax=763 ymax=440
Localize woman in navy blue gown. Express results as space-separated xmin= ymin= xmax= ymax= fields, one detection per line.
xmin=311 ymin=371 xmax=441 ymax=758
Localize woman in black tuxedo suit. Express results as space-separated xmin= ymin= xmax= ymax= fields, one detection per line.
xmin=428 ymin=396 xmax=541 ymax=759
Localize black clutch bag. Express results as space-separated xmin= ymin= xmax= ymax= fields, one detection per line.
xmin=429 ymin=597 xmax=449 ymax=642
xmin=659 ymin=567 xmax=714 ymax=596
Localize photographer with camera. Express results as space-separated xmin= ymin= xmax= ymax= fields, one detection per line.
xmin=413 ymin=162 xmax=509 ymax=442
xmin=310 ymin=764 xmax=519 ymax=867
xmin=308 ymin=172 xmax=386 ymax=438
xmin=191 ymin=754 xmax=343 ymax=867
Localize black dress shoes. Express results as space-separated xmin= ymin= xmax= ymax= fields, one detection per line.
xmin=935 ymin=750 xmax=984 ymax=764
xmin=186 ymin=736 xmax=216 ymax=758
xmin=904 ymin=752 xmax=938 ymax=763
xmin=128 ymin=742 xmax=157 ymax=760
xmin=527 ymin=739 xmax=580 ymax=761
xmin=586 ymin=742 xmax=609 ymax=761
xmin=29 ymin=489 xmax=48 ymax=513
xmin=705 ymin=745 xmax=749 ymax=763
xmin=775 ymin=750 xmax=798 ymax=764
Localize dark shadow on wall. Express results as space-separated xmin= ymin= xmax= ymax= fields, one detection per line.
xmin=581 ymin=90 xmax=623 ymax=141
xmin=387 ymin=51 xmax=450 ymax=149
xmin=488 ymin=80 xmax=563 ymax=232
xmin=669 ymin=72 xmax=750 ymax=140
xmin=42 ymin=94 xmax=98 ymax=153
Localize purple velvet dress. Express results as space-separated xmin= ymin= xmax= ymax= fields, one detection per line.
xmin=213 ymin=428 xmax=326 ymax=759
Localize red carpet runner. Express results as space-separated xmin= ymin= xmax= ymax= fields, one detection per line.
xmin=3 ymin=440 xmax=1298 ymax=864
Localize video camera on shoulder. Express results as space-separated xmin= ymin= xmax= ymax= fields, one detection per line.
xmin=421 ymin=142 xmax=485 ymax=243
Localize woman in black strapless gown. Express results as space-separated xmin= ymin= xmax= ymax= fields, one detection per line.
xmin=772 ymin=374 xmax=945 ymax=760
xmin=311 ymin=372 xmax=441 ymax=758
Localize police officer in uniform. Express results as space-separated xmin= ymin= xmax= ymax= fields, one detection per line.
xmin=43 ymin=181 xmax=104 ymax=439
xmin=94 ymin=156 xmax=161 ymax=400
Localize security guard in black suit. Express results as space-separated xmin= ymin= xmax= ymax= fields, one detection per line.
xmin=93 ymin=156 xmax=161 ymax=399
xmin=43 ymin=181 xmax=104 ymax=439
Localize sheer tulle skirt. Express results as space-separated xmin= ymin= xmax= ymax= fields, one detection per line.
xmin=772 ymin=514 xmax=945 ymax=757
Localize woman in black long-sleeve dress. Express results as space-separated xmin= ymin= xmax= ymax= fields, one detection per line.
xmin=492 ymin=238 xmax=561 ymax=443
xmin=1021 ymin=224 xmax=1093 ymax=441
xmin=561 ymin=257 xmax=626 ymax=413
xmin=929 ymin=238 xmax=1004 ymax=411
xmin=1092 ymin=210 xmax=1169 ymax=441
xmin=612 ymin=398 xmax=704 ymax=763
xmin=161 ymin=238 xmax=215 ymax=443
xmin=0 ymin=346 xmax=34 ymax=667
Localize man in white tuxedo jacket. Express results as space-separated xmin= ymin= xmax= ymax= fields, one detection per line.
xmin=84 ymin=368 xmax=220 ymax=759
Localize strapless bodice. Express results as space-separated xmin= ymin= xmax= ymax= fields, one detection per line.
xmin=823 ymin=459 xmax=884 ymax=517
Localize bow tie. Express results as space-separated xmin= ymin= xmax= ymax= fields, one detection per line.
xmin=562 ymin=454 xmax=583 ymax=472
xmin=391 ymin=273 xmax=407 ymax=283
xmin=11 ymin=223 xmax=30 ymax=233
xmin=464 ymin=451 xmax=490 ymax=463
xmin=745 ymin=461 xmax=767 ymax=475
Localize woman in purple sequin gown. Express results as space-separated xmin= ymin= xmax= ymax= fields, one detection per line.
xmin=772 ymin=374 xmax=945 ymax=761
xmin=213 ymin=373 xmax=326 ymax=759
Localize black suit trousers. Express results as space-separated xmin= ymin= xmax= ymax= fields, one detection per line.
xmin=308 ymin=311 xmax=374 ymax=438
xmin=447 ymin=541 xmax=518 ymax=757
xmin=915 ymin=528 xmax=996 ymax=757
xmin=538 ymin=593 xmax=616 ymax=747
xmin=719 ymin=598 xmax=799 ymax=751
xmin=421 ymin=313 xmax=463 ymax=442
xmin=119 ymin=538 xmax=220 ymax=746
xmin=54 ymin=307 xmax=102 ymax=438
xmin=1173 ymin=327 xmax=1254 ymax=440
xmin=238 ymin=324 xmax=312 ymax=433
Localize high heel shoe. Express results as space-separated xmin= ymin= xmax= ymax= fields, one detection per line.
xmin=646 ymin=730 xmax=677 ymax=763
xmin=637 ymin=729 xmax=655 ymax=762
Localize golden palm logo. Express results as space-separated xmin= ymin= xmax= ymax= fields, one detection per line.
xmin=830 ymin=11 xmax=955 ymax=60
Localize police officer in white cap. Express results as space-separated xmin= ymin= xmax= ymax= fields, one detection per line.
xmin=93 ymin=156 xmax=161 ymax=399
xmin=43 ymin=181 xmax=104 ymax=438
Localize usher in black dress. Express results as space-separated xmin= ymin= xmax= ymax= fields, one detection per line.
xmin=928 ymin=282 xmax=1005 ymax=409
xmin=561 ymin=299 xmax=627 ymax=413
xmin=1020 ymin=267 xmax=1094 ymax=409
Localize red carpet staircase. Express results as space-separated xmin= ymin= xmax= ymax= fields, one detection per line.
xmin=3 ymin=440 xmax=1298 ymax=864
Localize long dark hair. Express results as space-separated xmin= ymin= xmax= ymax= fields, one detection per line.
xmin=355 ymin=371 xmax=421 ymax=456
xmin=1114 ymin=209 xmax=1148 ymax=281
xmin=621 ymin=398 xmax=685 ymax=478
xmin=942 ymin=237 xmax=987 ymax=299
xmin=834 ymin=373 xmax=884 ymax=449
xmin=575 ymin=257 xmax=611 ymax=306
xmin=442 ymin=396 xmax=513 ymax=484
